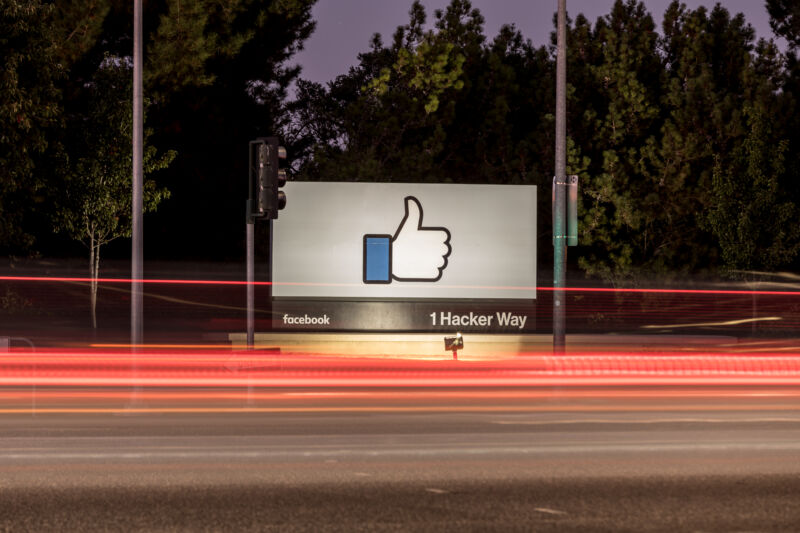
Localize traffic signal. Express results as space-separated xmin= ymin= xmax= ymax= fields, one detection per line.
xmin=268 ymin=136 xmax=287 ymax=219
xmin=249 ymin=137 xmax=287 ymax=220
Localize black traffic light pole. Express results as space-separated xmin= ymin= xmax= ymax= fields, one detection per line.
xmin=246 ymin=138 xmax=286 ymax=349
xmin=246 ymin=141 xmax=256 ymax=348
xmin=246 ymin=207 xmax=255 ymax=348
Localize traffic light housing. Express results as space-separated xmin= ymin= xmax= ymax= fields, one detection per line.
xmin=249 ymin=137 xmax=287 ymax=220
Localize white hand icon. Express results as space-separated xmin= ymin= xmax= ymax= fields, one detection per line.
xmin=391 ymin=197 xmax=451 ymax=281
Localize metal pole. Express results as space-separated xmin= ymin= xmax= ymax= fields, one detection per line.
xmin=553 ymin=0 xmax=567 ymax=354
xmin=132 ymin=0 xmax=144 ymax=348
xmin=268 ymin=219 xmax=273 ymax=316
xmin=247 ymin=216 xmax=255 ymax=348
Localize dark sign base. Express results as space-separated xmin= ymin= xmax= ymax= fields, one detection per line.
xmin=272 ymin=300 xmax=536 ymax=334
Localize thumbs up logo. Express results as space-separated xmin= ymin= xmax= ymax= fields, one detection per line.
xmin=363 ymin=196 xmax=452 ymax=284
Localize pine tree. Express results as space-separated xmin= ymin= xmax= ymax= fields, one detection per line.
xmin=573 ymin=0 xmax=664 ymax=284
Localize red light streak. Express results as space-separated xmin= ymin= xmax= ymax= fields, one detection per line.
xmin=1 ymin=347 xmax=800 ymax=413
xmin=0 ymin=389 xmax=773 ymax=399
xmin=2 ymin=402 xmax=799 ymax=415
xmin=2 ymin=388 xmax=798 ymax=402
xmin=1 ymin=348 xmax=800 ymax=390
xmin=3 ymin=275 xmax=800 ymax=296
xmin=0 ymin=275 xmax=264 ymax=286
xmin=90 ymin=344 xmax=257 ymax=350
xmin=536 ymin=287 xmax=800 ymax=296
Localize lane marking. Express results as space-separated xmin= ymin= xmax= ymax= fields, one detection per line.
xmin=426 ymin=488 xmax=449 ymax=494
xmin=535 ymin=508 xmax=568 ymax=515
xmin=2 ymin=442 xmax=800 ymax=461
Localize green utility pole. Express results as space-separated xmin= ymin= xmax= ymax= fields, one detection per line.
xmin=553 ymin=0 xmax=567 ymax=354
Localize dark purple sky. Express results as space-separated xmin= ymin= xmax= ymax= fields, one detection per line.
xmin=293 ymin=0 xmax=779 ymax=85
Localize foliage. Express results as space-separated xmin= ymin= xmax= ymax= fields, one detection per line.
xmin=0 ymin=0 xmax=314 ymax=322
xmin=4 ymin=0 xmax=800 ymax=285
xmin=293 ymin=0 xmax=553 ymax=190
xmin=0 ymin=0 xmax=62 ymax=253
xmin=706 ymin=106 xmax=800 ymax=273
xmin=53 ymin=60 xmax=173 ymax=251
xmin=767 ymin=0 xmax=800 ymax=49
xmin=290 ymin=0 xmax=800 ymax=284
xmin=136 ymin=0 xmax=316 ymax=259
xmin=0 ymin=0 xmax=315 ymax=262
xmin=574 ymin=0 xmax=663 ymax=284
xmin=50 ymin=1 xmax=110 ymax=69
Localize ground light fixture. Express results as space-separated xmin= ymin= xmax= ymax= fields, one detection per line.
xmin=444 ymin=333 xmax=464 ymax=360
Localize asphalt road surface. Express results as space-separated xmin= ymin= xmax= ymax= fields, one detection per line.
xmin=1 ymin=386 xmax=799 ymax=531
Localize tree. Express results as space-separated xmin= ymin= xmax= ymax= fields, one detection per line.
xmin=571 ymin=1 xmax=779 ymax=284
xmin=766 ymin=0 xmax=800 ymax=263
xmin=53 ymin=61 xmax=174 ymax=328
xmin=568 ymin=0 xmax=666 ymax=284
xmin=140 ymin=0 xmax=316 ymax=259
xmin=706 ymin=106 xmax=799 ymax=273
xmin=0 ymin=0 xmax=62 ymax=254
xmin=655 ymin=2 xmax=770 ymax=276
xmin=442 ymin=12 xmax=553 ymax=186
xmin=45 ymin=0 xmax=315 ymax=261
xmin=294 ymin=0 xmax=554 ymax=190
xmin=767 ymin=0 xmax=800 ymax=49
xmin=51 ymin=1 xmax=111 ymax=69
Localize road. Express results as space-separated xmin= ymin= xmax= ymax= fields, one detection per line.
xmin=1 ymin=385 xmax=799 ymax=531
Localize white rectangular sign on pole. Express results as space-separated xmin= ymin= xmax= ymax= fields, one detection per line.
xmin=273 ymin=182 xmax=536 ymax=300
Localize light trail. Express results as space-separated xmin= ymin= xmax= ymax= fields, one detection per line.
xmin=0 ymin=403 xmax=799 ymax=415
xmin=90 ymin=344 xmax=261 ymax=349
xmin=7 ymin=275 xmax=800 ymax=334
xmin=5 ymin=277 xmax=800 ymax=400
xmin=3 ymin=347 xmax=800 ymax=410
xmin=0 ymin=275 xmax=263 ymax=286
xmin=3 ymin=374 xmax=800 ymax=388
xmin=4 ymin=348 xmax=800 ymax=372
xmin=641 ymin=317 xmax=782 ymax=329
xmin=2 ymin=387 xmax=799 ymax=405
xmin=5 ymin=275 xmax=800 ymax=296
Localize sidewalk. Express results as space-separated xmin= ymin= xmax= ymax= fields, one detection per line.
xmin=227 ymin=332 xmax=740 ymax=360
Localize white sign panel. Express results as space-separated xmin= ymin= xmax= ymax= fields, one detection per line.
xmin=272 ymin=182 xmax=536 ymax=299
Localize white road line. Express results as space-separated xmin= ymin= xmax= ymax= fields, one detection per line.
xmin=1 ymin=442 xmax=800 ymax=461
xmin=535 ymin=507 xmax=568 ymax=515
